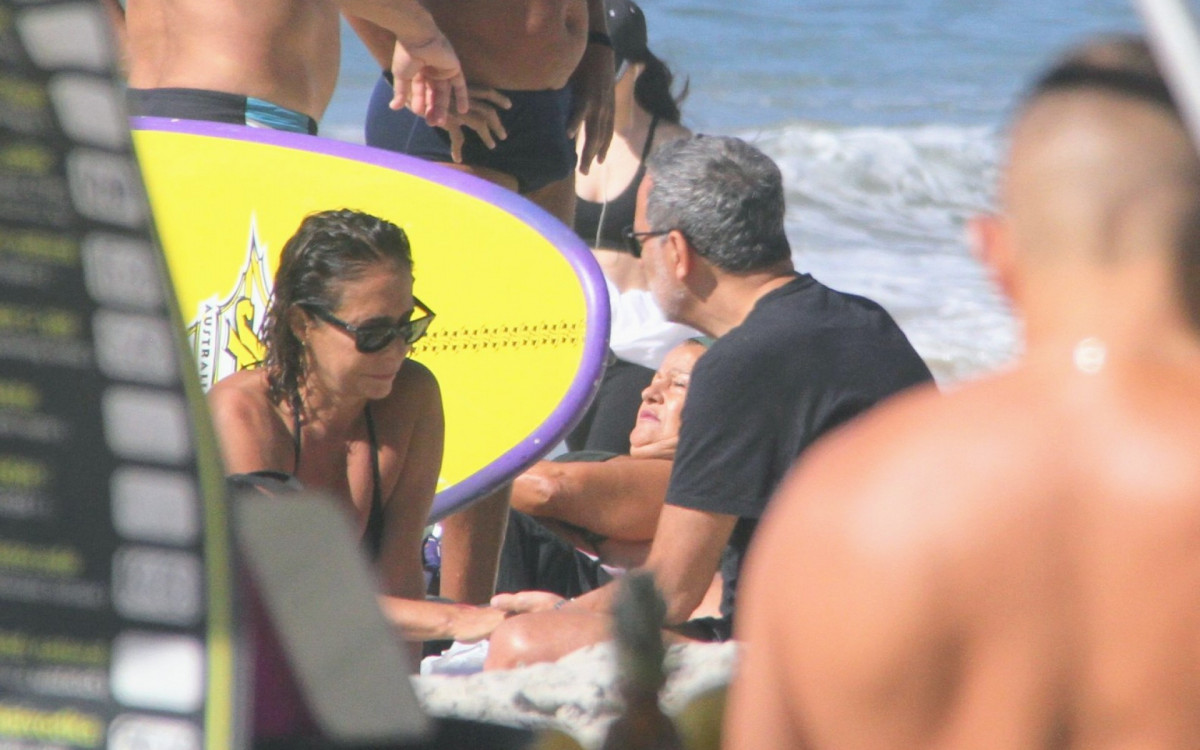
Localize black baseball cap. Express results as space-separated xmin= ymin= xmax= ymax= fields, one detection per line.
xmin=605 ymin=0 xmax=648 ymax=70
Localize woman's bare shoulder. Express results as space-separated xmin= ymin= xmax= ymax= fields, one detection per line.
xmin=371 ymin=359 xmax=443 ymax=429
xmin=208 ymin=370 xmax=277 ymax=427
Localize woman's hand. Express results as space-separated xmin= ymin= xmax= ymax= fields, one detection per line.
xmin=442 ymin=87 xmax=513 ymax=163
xmin=490 ymin=590 xmax=568 ymax=615
xmin=448 ymin=603 xmax=510 ymax=642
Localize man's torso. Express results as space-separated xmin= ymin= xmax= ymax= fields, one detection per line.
xmin=422 ymin=0 xmax=589 ymax=90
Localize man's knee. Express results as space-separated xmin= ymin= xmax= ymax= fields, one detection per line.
xmin=483 ymin=615 xmax=541 ymax=670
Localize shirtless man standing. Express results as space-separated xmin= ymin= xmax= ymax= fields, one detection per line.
xmin=119 ymin=0 xmax=467 ymax=134
xmin=354 ymin=0 xmax=614 ymax=221
xmin=725 ymin=36 xmax=1200 ymax=749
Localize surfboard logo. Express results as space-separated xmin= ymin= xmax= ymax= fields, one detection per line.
xmin=186 ymin=216 xmax=270 ymax=390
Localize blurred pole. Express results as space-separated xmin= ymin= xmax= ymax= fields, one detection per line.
xmin=1135 ymin=0 xmax=1200 ymax=148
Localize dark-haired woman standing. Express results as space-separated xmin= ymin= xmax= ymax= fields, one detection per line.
xmin=208 ymin=209 xmax=506 ymax=656
xmin=569 ymin=0 xmax=700 ymax=454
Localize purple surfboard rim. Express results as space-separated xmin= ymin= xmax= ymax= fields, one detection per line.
xmin=131 ymin=117 xmax=610 ymax=521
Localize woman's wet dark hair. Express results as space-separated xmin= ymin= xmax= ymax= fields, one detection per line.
xmin=632 ymin=50 xmax=689 ymax=125
xmin=261 ymin=208 xmax=413 ymax=415
xmin=608 ymin=0 xmax=688 ymax=124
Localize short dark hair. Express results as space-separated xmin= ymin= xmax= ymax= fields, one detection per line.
xmin=645 ymin=135 xmax=790 ymax=272
xmin=1024 ymin=34 xmax=1179 ymax=118
xmin=262 ymin=209 xmax=413 ymax=414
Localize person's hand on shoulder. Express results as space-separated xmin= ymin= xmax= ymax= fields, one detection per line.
xmin=568 ymin=41 xmax=615 ymax=174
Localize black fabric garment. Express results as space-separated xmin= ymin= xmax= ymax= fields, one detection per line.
xmin=494 ymin=451 xmax=620 ymax=598
xmin=365 ymin=76 xmax=575 ymax=194
xmin=666 ymin=274 xmax=934 ymax=625
xmin=566 ymin=352 xmax=655 ymax=454
xmin=573 ymin=116 xmax=660 ymax=250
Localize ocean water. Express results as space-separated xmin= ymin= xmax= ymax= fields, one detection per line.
xmin=323 ymin=0 xmax=1144 ymax=384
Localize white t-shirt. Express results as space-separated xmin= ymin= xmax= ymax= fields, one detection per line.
xmin=606 ymin=278 xmax=701 ymax=369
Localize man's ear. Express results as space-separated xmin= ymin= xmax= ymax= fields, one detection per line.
xmin=969 ymin=213 xmax=1018 ymax=303
xmin=664 ymin=229 xmax=692 ymax=282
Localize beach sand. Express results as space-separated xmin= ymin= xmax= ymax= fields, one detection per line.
xmin=414 ymin=640 xmax=738 ymax=748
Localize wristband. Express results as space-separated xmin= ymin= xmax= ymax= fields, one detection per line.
xmin=588 ymin=31 xmax=613 ymax=48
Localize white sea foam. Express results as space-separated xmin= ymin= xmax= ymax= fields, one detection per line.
xmin=745 ymin=121 xmax=1018 ymax=384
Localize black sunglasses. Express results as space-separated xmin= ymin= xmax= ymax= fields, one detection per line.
xmin=621 ymin=225 xmax=672 ymax=258
xmin=301 ymin=297 xmax=435 ymax=353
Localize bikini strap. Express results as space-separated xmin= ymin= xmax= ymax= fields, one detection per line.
xmin=639 ymin=116 xmax=660 ymax=161
xmin=291 ymin=406 xmax=302 ymax=473
xmin=362 ymin=404 xmax=385 ymax=560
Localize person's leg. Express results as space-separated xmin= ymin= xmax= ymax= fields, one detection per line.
xmin=484 ymin=609 xmax=611 ymax=670
xmin=484 ymin=609 xmax=721 ymax=670
xmin=525 ymin=171 xmax=576 ymax=226
xmin=438 ymin=485 xmax=510 ymax=604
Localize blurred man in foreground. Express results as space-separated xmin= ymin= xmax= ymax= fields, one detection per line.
xmin=726 ymin=35 xmax=1200 ymax=750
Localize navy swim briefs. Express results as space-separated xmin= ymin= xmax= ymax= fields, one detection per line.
xmin=364 ymin=75 xmax=576 ymax=194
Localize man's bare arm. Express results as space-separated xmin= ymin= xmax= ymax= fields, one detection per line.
xmin=345 ymin=12 xmax=510 ymax=155
xmin=636 ymin=503 xmax=735 ymax=623
xmin=337 ymin=0 xmax=467 ymax=124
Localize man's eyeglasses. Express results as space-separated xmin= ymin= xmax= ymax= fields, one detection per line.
xmin=622 ymin=226 xmax=672 ymax=258
xmin=300 ymin=297 xmax=435 ymax=354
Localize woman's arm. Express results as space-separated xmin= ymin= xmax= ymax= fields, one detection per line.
xmin=371 ymin=362 xmax=508 ymax=646
xmin=373 ymin=363 xmax=442 ymax=602
xmin=510 ymin=457 xmax=672 ymax=542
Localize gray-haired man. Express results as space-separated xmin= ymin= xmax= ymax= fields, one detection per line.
xmin=486 ymin=136 xmax=932 ymax=666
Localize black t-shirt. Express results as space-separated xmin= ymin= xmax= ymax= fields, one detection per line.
xmin=666 ymin=274 xmax=934 ymax=622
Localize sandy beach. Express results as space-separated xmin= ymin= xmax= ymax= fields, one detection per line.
xmin=415 ymin=640 xmax=738 ymax=747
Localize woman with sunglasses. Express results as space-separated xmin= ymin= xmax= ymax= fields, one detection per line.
xmin=568 ymin=0 xmax=700 ymax=455
xmin=209 ymin=209 xmax=507 ymax=654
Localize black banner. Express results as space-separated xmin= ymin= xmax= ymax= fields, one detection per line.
xmin=0 ymin=2 xmax=243 ymax=748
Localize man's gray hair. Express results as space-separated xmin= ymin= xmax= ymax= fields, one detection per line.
xmin=644 ymin=135 xmax=790 ymax=272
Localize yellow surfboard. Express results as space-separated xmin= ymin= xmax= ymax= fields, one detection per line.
xmin=131 ymin=119 xmax=609 ymax=520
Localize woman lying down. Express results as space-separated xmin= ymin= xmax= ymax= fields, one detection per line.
xmin=423 ymin=338 xmax=718 ymax=673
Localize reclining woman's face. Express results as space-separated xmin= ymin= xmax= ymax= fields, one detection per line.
xmin=628 ymin=341 xmax=706 ymax=459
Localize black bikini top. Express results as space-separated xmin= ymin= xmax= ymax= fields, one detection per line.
xmin=292 ymin=404 xmax=385 ymax=559
xmin=574 ymin=116 xmax=659 ymax=251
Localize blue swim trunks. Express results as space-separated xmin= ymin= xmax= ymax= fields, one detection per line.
xmin=364 ymin=75 xmax=576 ymax=194
xmin=127 ymin=87 xmax=318 ymax=135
